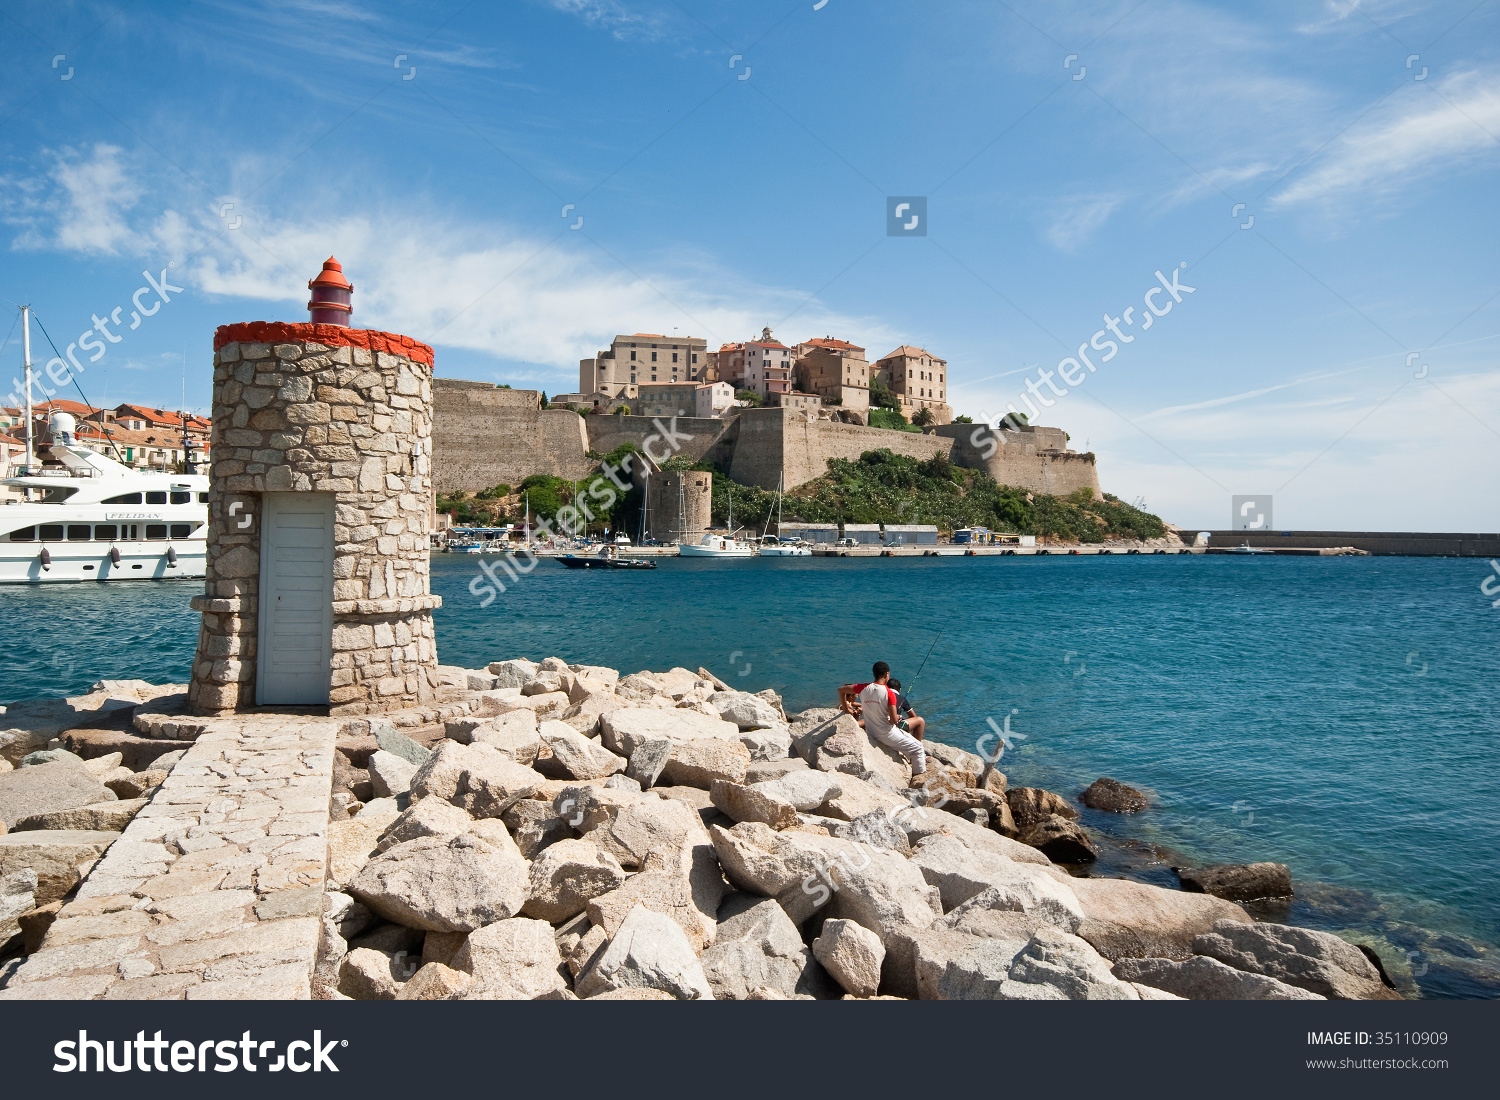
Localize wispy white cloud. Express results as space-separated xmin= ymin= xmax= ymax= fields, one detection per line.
xmin=2 ymin=144 xmax=143 ymax=255
xmin=539 ymin=0 xmax=673 ymax=42
xmin=2 ymin=144 xmax=896 ymax=377
xmin=1273 ymin=70 xmax=1500 ymax=208
xmin=1044 ymin=193 xmax=1124 ymax=252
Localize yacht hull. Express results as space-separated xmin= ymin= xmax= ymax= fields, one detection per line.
xmin=0 ymin=540 xmax=206 ymax=583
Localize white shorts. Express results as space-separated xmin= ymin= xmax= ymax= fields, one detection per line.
xmin=870 ymin=724 xmax=926 ymax=776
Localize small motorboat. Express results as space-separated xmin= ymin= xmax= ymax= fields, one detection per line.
xmin=558 ymin=546 xmax=657 ymax=570
xmin=1218 ymin=541 xmax=1275 ymax=555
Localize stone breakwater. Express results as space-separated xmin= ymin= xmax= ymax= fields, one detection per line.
xmin=0 ymin=666 xmax=1402 ymax=1001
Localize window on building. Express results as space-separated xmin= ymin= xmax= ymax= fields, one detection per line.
xmin=691 ymin=354 xmax=698 ymax=363
xmin=630 ymin=351 xmax=636 ymax=360
xmin=651 ymin=352 xmax=658 ymax=362
xmin=672 ymin=353 xmax=678 ymax=363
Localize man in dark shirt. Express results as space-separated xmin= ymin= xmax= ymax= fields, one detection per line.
xmin=886 ymin=678 xmax=927 ymax=742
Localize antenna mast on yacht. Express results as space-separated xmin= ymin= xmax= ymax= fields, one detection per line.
xmin=21 ymin=305 xmax=34 ymax=474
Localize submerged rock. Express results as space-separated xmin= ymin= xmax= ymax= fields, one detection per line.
xmin=1175 ymin=862 xmax=1293 ymax=901
xmin=1079 ymin=777 xmax=1150 ymax=813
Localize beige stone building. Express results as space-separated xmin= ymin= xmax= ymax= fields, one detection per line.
xmin=874 ymin=345 xmax=953 ymax=425
xmin=793 ymin=336 xmax=870 ymax=420
xmin=579 ymin=333 xmax=709 ymax=401
xmin=634 ymin=382 xmax=701 ymax=418
xmin=771 ymin=392 xmax=823 ymax=413
xmin=708 ymin=342 xmax=744 ymax=386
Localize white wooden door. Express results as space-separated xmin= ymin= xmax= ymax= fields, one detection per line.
xmin=256 ymin=493 xmax=334 ymax=706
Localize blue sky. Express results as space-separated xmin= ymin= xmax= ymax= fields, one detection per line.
xmin=1 ymin=0 xmax=1496 ymax=530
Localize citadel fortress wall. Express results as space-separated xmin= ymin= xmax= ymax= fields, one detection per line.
xmin=432 ymin=378 xmax=1102 ymax=500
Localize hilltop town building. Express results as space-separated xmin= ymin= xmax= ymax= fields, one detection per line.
xmin=740 ymin=328 xmax=793 ymax=399
xmin=580 ymin=333 xmax=708 ymax=402
xmin=875 ymin=345 xmax=952 ymax=425
xmin=794 ymin=337 xmax=871 ymax=419
xmin=696 ymin=381 xmax=735 ymax=418
xmin=772 ymin=392 xmax=823 ymax=412
xmin=710 ymin=342 xmax=744 ymax=386
xmin=635 ymin=382 xmax=701 ymax=418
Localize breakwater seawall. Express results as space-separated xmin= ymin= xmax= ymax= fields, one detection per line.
xmin=1205 ymin=530 xmax=1500 ymax=557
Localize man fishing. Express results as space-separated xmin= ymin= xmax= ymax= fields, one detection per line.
xmin=838 ymin=661 xmax=926 ymax=786
xmin=886 ymin=677 xmax=927 ymax=742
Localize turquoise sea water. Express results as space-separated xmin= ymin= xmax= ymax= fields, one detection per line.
xmin=4 ymin=553 xmax=1497 ymax=996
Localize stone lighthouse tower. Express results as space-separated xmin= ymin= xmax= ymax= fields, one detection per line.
xmin=187 ymin=258 xmax=442 ymax=716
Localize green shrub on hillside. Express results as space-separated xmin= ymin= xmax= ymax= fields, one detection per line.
xmin=693 ymin=448 xmax=1166 ymax=540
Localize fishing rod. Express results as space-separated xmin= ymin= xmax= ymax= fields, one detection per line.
xmin=905 ymin=626 xmax=944 ymax=697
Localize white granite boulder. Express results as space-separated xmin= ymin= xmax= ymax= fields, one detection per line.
xmin=454 ymin=916 xmax=568 ymax=999
xmin=521 ymin=838 xmax=627 ymax=922
xmin=576 ymin=904 xmax=714 ymax=1000
xmin=348 ymin=830 xmax=530 ymax=932
xmin=812 ymin=917 xmax=885 ymax=998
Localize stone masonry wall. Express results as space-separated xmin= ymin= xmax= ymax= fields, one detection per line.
xmin=188 ymin=323 xmax=442 ymax=716
xmin=431 ymin=379 xmax=594 ymax=494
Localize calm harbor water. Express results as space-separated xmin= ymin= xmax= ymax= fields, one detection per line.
xmin=3 ymin=553 xmax=1497 ymax=997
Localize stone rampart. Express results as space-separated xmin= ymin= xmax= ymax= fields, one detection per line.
xmin=433 ymin=378 xmax=1102 ymax=500
xmin=431 ymin=380 xmax=593 ymax=494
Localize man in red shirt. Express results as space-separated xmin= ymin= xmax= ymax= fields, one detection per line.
xmin=838 ymin=661 xmax=927 ymax=786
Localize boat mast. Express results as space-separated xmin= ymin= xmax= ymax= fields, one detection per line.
xmin=21 ymin=305 xmax=34 ymax=475
xmin=638 ymin=463 xmax=648 ymax=544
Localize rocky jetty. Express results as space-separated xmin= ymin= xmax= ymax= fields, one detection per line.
xmin=0 ymin=663 xmax=1403 ymax=1001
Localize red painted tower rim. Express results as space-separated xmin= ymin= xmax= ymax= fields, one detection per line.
xmin=308 ymin=256 xmax=353 ymax=291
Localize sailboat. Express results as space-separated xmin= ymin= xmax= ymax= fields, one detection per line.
xmin=759 ymin=475 xmax=810 ymax=556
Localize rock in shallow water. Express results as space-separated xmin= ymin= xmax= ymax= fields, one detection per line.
xmin=1113 ymin=955 xmax=1324 ymax=1000
xmin=1174 ymin=861 xmax=1293 ymax=901
xmin=1191 ymin=919 xmax=1402 ymax=1000
xmin=1079 ymin=776 xmax=1150 ymax=813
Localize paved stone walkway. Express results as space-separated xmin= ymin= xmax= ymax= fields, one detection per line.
xmin=0 ymin=714 xmax=337 ymax=1000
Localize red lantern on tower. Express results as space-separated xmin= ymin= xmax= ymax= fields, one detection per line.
xmin=307 ymin=256 xmax=353 ymax=326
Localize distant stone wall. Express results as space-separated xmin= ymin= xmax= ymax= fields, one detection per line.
xmin=432 ymin=379 xmax=592 ymax=493
xmin=585 ymin=413 xmax=730 ymax=467
xmin=433 ymin=376 xmax=1102 ymax=501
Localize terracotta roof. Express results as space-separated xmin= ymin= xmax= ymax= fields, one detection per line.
xmin=802 ymin=337 xmax=864 ymax=352
xmin=629 ymin=333 xmax=665 ymax=338
xmin=878 ymin=345 xmax=943 ymax=363
xmin=717 ymin=343 xmax=743 ymax=353
xmin=746 ymin=341 xmax=790 ymax=351
xmin=33 ymin=398 xmax=102 ymax=416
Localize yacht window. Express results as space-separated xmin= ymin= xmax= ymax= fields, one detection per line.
xmin=126 ymin=525 xmax=138 ymax=540
xmin=170 ymin=492 xmax=191 ymax=504
xmin=103 ymin=492 xmax=142 ymax=504
xmin=68 ymin=524 xmax=92 ymax=540
xmin=197 ymin=493 xmax=209 ymax=502
xmin=169 ymin=523 xmax=193 ymax=539
xmin=95 ymin=525 xmax=118 ymax=540
xmin=42 ymin=487 xmax=78 ymax=503
xmin=39 ymin=524 xmax=64 ymax=540
xmin=146 ymin=524 xmax=167 ymax=539
xmin=8 ymin=526 xmax=35 ymax=541
xmin=146 ymin=491 xmax=167 ymax=504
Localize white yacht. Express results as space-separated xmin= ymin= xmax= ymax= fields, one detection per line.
xmin=1 ymin=413 xmax=208 ymax=584
xmin=758 ymin=535 xmax=811 ymax=557
xmin=678 ymin=532 xmax=756 ymax=558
